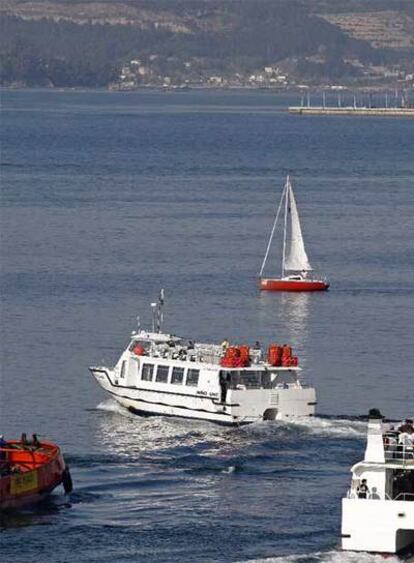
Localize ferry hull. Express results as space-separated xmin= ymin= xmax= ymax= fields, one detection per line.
xmin=90 ymin=367 xmax=316 ymax=425
xmin=259 ymin=278 xmax=329 ymax=292
xmin=342 ymin=498 xmax=414 ymax=554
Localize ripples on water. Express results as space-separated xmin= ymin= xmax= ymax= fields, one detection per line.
xmin=2 ymin=400 xmax=370 ymax=562
xmin=250 ymin=552 xmax=401 ymax=562
xmin=1 ymin=89 xmax=414 ymax=562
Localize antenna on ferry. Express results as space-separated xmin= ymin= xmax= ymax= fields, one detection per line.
xmin=136 ymin=316 xmax=141 ymax=331
xmin=157 ymin=289 xmax=165 ymax=332
xmin=151 ymin=302 xmax=157 ymax=332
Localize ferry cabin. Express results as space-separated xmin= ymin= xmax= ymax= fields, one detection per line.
xmin=342 ymin=411 xmax=414 ymax=554
xmin=90 ymin=331 xmax=316 ymax=425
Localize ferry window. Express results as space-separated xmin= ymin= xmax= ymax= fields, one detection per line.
xmin=186 ymin=369 xmax=199 ymax=387
xmin=156 ymin=365 xmax=169 ymax=383
xmin=226 ymin=371 xmax=240 ymax=388
xmin=120 ymin=361 xmax=127 ymax=379
xmin=240 ymin=370 xmax=262 ymax=389
xmin=141 ymin=364 xmax=154 ymax=381
xmin=270 ymin=370 xmax=296 ymax=387
xmin=171 ymin=367 xmax=184 ymax=385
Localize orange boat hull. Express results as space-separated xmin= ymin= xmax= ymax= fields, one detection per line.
xmin=0 ymin=440 xmax=68 ymax=510
xmin=259 ymin=278 xmax=329 ymax=292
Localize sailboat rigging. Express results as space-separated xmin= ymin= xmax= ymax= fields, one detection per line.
xmin=259 ymin=176 xmax=329 ymax=292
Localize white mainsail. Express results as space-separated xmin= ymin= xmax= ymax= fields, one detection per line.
xmin=284 ymin=180 xmax=312 ymax=272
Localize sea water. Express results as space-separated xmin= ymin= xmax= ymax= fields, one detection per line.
xmin=1 ymin=89 xmax=413 ymax=562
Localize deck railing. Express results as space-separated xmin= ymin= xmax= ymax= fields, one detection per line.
xmin=394 ymin=492 xmax=414 ymax=501
xmin=346 ymin=489 xmax=392 ymax=501
xmin=346 ymin=489 xmax=414 ymax=501
xmin=384 ymin=443 xmax=414 ymax=463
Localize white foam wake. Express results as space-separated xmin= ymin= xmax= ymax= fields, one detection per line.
xmin=96 ymin=398 xmax=136 ymax=418
xmin=96 ymin=400 xmax=366 ymax=440
xmin=240 ymin=416 xmax=366 ymax=439
xmin=244 ymin=549 xmax=401 ymax=562
xmin=94 ymin=398 xmax=224 ymax=455
xmin=288 ymin=416 xmax=367 ymax=438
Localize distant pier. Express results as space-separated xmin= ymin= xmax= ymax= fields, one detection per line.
xmin=288 ymin=106 xmax=414 ymax=117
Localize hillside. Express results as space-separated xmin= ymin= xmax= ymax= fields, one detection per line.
xmin=1 ymin=0 xmax=413 ymax=88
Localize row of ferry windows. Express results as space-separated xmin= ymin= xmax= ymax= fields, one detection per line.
xmin=141 ymin=364 xmax=200 ymax=387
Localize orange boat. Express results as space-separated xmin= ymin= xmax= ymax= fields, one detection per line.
xmin=259 ymin=176 xmax=329 ymax=292
xmin=0 ymin=435 xmax=72 ymax=510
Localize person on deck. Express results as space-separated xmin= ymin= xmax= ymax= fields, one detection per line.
xmin=357 ymin=479 xmax=369 ymax=499
xmin=369 ymin=487 xmax=381 ymax=500
xmin=252 ymin=341 xmax=262 ymax=361
xmin=219 ymin=372 xmax=228 ymax=404
xmin=0 ymin=435 xmax=7 ymax=459
xmin=221 ymin=338 xmax=229 ymax=351
xmin=398 ymin=419 xmax=414 ymax=434
xmin=0 ymin=435 xmax=8 ymax=473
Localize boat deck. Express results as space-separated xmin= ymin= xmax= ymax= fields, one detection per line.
xmin=129 ymin=332 xmax=300 ymax=370
xmin=0 ymin=441 xmax=59 ymax=474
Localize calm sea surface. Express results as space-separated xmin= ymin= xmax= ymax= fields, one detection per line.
xmin=1 ymin=89 xmax=413 ymax=562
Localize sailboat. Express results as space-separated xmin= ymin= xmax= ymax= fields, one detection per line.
xmin=259 ymin=175 xmax=329 ymax=292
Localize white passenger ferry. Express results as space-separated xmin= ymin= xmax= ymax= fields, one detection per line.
xmin=89 ymin=292 xmax=316 ymax=425
xmin=342 ymin=409 xmax=414 ymax=555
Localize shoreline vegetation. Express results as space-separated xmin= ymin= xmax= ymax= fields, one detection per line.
xmin=1 ymin=1 xmax=413 ymax=91
xmin=1 ymin=84 xmax=412 ymax=96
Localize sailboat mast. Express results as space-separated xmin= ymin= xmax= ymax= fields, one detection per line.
xmin=259 ymin=180 xmax=288 ymax=277
xmin=281 ymin=176 xmax=290 ymax=277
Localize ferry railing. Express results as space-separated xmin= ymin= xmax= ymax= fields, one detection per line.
xmin=384 ymin=443 xmax=414 ymax=463
xmin=393 ymin=492 xmax=414 ymax=501
xmin=346 ymin=489 xmax=414 ymax=502
xmin=346 ymin=489 xmax=393 ymax=501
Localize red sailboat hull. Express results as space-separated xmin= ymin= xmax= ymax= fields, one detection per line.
xmin=259 ymin=278 xmax=329 ymax=292
xmin=0 ymin=439 xmax=70 ymax=510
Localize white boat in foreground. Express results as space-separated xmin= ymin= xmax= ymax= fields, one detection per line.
xmin=342 ymin=409 xmax=414 ymax=555
xmin=89 ymin=292 xmax=316 ymax=425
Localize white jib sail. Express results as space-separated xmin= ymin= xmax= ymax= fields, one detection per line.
xmin=284 ymin=181 xmax=312 ymax=272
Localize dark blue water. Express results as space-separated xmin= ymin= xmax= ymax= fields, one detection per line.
xmin=1 ymin=89 xmax=413 ymax=562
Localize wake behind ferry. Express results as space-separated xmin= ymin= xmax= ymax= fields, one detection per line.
xmin=89 ymin=292 xmax=316 ymax=425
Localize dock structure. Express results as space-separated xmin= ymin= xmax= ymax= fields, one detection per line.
xmin=288 ymin=106 xmax=414 ymax=117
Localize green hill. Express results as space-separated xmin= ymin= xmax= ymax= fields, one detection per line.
xmin=1 ymin=0 xmax=413 ymax=88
